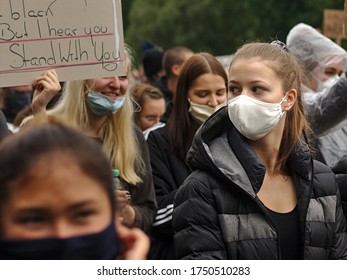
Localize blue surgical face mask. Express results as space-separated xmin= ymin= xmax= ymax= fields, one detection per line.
xmin=86 ymin=90 xmax=125 ymax=116
xmin=0 ymin=222 xmax=121 ymax=260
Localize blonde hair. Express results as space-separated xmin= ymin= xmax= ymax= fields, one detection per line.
xmin=28 ymin=47 xmax=144 ymax=185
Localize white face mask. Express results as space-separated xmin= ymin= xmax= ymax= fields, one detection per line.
xmin=189 ymin=100 xmax=225 ymax=123
xmin=228 ymin=95 xmax=287 ymax=141
xmin=316 ymin=75 xmax=340 ymax=92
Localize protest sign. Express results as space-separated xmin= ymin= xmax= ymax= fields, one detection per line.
xmin=323 ymin=9 xmax=347 ymax=44
xmin=0 ymin=0 xmax=125 ymax=87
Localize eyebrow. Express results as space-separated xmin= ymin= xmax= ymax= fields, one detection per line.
xmin=229 ymin=80 xmax=271 ymax=86
xmin=193 ymin=88 xmax=226 ymax=93
xmin=67 ymin=201 xmax=98 ymax=211
xmin=13 ymin=208 xmax=50 ymax=219
xmin=14 ymin=201 xmax=97 ymax=215
xmin=193 ymin=89 xmax=210 ymax=92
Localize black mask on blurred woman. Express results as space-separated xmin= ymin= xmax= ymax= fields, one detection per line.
xmin=0 ymin=222 xmax=121 ymax=260
xmin=3 ymin=90 xmax=32 ymax=123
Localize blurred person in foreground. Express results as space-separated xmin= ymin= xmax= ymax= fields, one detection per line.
xmin=0 ymin=118 xmax=149 ymax=260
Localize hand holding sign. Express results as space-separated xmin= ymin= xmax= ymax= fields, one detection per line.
xmin=32 ymin=70 xmax=61 ymax=115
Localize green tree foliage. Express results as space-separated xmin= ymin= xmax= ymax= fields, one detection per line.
xmin=124 ymin=0 xmax=345 ymax=64
xmin=121 ymin=0 xmax=134 ymax=32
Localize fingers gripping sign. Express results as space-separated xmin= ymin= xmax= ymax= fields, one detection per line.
xmin=32 ymin=69 xmax=61 ymax=115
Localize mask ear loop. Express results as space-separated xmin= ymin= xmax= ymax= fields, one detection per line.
xmin=84 ymin=80 xmax=97 ymax=96
xmin=279 ymin=92 xmax=289 ymax=117
xmin=281 ymin=92 xmax=289 ymax=104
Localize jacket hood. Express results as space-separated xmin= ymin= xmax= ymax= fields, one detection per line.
xmin=187 ymin=106 xmax=313 ymax=196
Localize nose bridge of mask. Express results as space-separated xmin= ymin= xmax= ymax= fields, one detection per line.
xmin=231 ymin=94 xmax=286 ymax=107
xmin=240 ymin=94 xmax=287 ymax=118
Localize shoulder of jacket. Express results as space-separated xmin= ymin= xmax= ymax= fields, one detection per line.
xmin=312 ymin=160 xmax=337 ymax=196
xmin=176 ymin=171 xmax=214 ymax=203
xmin=183 ymin=170 xmax=219 ymax=193
xmin=331 ymin=155 xmax=347 ymax=174
xmin=313 ymin=160 xmax=334 ymax=175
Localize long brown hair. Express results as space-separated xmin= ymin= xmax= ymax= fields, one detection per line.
xmin=167 ymin=52 xmax=228 ymax=161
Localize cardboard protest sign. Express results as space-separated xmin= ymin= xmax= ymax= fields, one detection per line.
xmin=323 ymin=9 xmax=347 ymax=41
xmin=0 ymin=0 xmax=125 ymax=87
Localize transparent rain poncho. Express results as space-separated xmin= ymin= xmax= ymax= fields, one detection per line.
xmin=286 ymin=23 xmax=347 ymax=166
xmin=286 ymin=23 xmax=347 ymax=91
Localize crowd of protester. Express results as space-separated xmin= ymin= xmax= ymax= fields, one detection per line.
xmin=0 ymin=22 xmax=347 ymax=260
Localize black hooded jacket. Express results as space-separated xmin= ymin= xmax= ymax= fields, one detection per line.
xmin=173 ymin=107 xmax=347 ymax=259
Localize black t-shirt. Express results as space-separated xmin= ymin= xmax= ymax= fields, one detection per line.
xmin=267 ymin=206 xmax=301 ymax=260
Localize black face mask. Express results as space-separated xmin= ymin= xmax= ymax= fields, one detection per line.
xmin=0 ymin=222 xmax=121 ymax=260
xmin=4 ymin=90 xmax=32 ymax=122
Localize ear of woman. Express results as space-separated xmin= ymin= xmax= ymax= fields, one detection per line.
xmin=283 ymin=89 xmax=297 ymax=111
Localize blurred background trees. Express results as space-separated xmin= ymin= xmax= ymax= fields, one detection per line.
xmin=122 ymin=0 xmax=345 ymax=64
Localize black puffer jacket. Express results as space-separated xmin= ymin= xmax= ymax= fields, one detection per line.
xmin=331 ymin=155 xmax=347 ymax=223
xmin=173 ymin=107 xmax=347 ymax=259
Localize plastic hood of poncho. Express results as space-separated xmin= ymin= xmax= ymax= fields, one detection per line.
xmin=286 ymin=23 xmax=347 ymax=72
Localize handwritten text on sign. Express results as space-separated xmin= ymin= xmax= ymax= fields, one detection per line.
xmin=0 ymin=0 xmax=125 ymax=87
